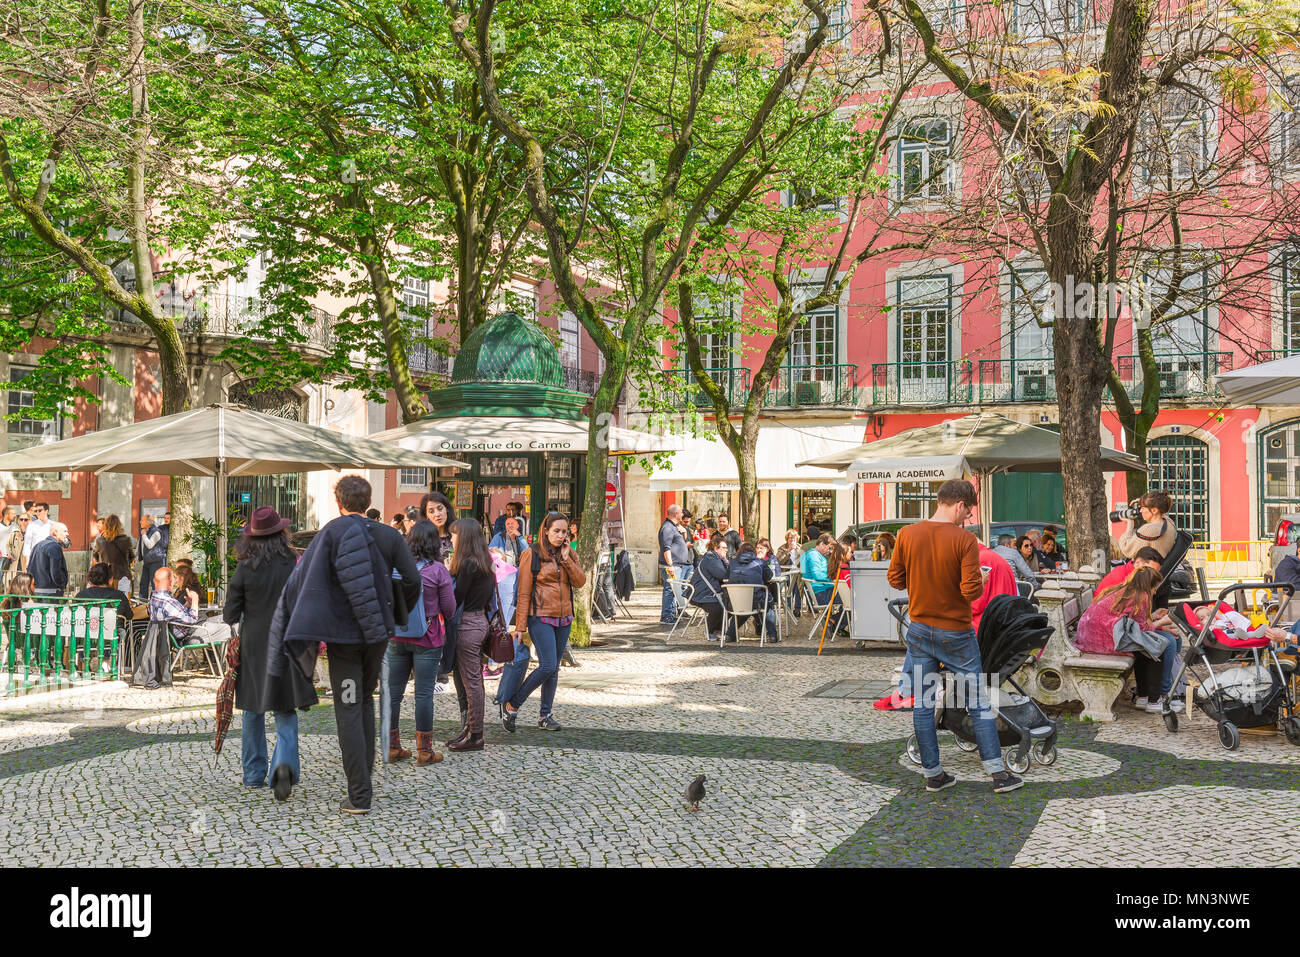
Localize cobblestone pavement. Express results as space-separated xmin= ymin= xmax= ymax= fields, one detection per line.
xmin=0 ymin=593 xmax=1296 ymax=866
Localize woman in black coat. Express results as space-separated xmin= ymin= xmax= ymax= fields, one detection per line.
xmin=223 ymin=507 xmax=316 ymax=801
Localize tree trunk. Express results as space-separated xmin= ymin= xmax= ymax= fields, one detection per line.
xmin=568 ymin=364 xmax=623 ymax=647
xmin=359 ymin=242 xmax=429 ymax=424
xmin=1052 ymin=231 xmax=1113 ymax=570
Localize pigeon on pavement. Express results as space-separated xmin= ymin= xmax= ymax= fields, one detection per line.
xmin=684 ymin=775 xmax=707 ymax=812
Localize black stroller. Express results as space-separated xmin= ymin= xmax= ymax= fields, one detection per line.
xmin=889 ymin=595 xmax=1059 ymax=774
xmin=1162 ymin=582 xmax=1300 ymax=751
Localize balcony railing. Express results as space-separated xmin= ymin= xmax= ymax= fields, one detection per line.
xmin=562 ymin=366 xmax=603 ymax=396
xmin=665 ymin=366 xmax=753 ymax=409
xmin=871 ymin=360 xmax=976 ymax=406
xmin=1256 ymin=348 xmax=1300 ymax=363
xmin=409 ymin=345 xmax=453 ymax=378
xmin=764 ymin=363 xmax=859 ymax=408
xmin=977 ymin=358 xmax=1057 ymax=404
xmin=1114 ymin=352 xmax=1231 ymax=400
xmin=106 ymin=288 xmax=334 ymax=353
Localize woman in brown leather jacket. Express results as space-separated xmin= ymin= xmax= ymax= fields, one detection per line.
xmin=500 ymin=512 xmax=586 ymax=732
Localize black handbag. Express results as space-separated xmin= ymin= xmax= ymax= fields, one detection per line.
xmin=484 ymin=583 xmax=514 ymax=663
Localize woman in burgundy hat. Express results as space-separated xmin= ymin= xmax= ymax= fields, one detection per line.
xmin=223 ymin=506 xmax=317 ymax=801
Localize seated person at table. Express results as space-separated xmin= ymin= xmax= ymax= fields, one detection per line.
xmin=690 ymin=534 xmax=736 ymax=643
xmin=173 ymin=560 xmax=205 ymax=607
xmin=728 ymin=542 xmax=779 ymax=642
xmin=75 ymin=562 xmax=133 ymax=637
xmin=993 ymin=534 xmax=1038 ymax=583
xmin=800 ymin=533 xmax=836 ymax=601
xmin=833 ymin=534 xmax=858 ymax=582
xmin=147 ymin=566 xmax=232 ymax=647
xmin=1075 ymin=566 xmax=1183 ymax=712
xmin=1039 ymin=537 xmax=1065 ymax=572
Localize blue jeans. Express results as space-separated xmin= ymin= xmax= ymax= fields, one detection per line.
xmin=509 ymin=617 xmax=570 ymax=719
xmin=1160 ymin=634 xmax=1182 ymax=696
xmin=907 ymin=622 xmax=1005 ymax=777
xmin=496 ymin=637 xmax=532 ymax=706
xmin=660 ymin=564 xmax=693 ymax=622
xmin=386 ymin=641 xmax=443 ymax=733
xmin=241 ymin=710 xmax=300 ymax=786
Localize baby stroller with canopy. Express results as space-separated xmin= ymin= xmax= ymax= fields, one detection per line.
xmin=1161 ymin=582 xmax=1300 ymax=751
xmin=890 ymin=595 xmax=1060 ymax=774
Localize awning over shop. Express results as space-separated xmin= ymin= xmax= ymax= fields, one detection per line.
xmin=647 ymin=422 xmax=864 ymax=491
xmin=1217 ymin=354 xmax=1300 ymax=407
xmin=370 ymin=415 xmax=680 ymax=456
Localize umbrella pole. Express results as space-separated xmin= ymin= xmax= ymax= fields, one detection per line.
xmin=216 ymin=459 xmax=228 ymax=603
xmin=979 ymin=471 xmax=992 ymax=545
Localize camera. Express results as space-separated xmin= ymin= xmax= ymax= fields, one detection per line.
xmin=1109 ymin=500 xmax=1140 ymax=523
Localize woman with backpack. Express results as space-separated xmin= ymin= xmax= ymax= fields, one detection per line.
xmin=446 ymin=517 xmax=495 ymax=752
xmin=386 ymin=520 xmax=457 ymax=766
xmin=501 ymin=512 xmax=586 ymax=732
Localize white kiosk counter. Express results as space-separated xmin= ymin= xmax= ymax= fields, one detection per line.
xmin=847 ymin=555 xmax=908 ymax=647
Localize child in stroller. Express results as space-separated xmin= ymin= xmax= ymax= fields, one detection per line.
xmin=900 ymin=594 xmax=1060 ymax=775
xmin=1162 ymin=582 xmax=1300 ymax=751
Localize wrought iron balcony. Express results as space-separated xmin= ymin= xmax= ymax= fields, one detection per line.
xmin=562 ymin=365 xmax=603 ymax=396
xmin=409 ymin=345 xmax=453 ymax=378
xmin=870 ymin=360 xmax=975 ymax=407
xmin=1114 ymin=352 xmax=1232 ymax=400
xmin=977 ymin=358 xmax=1057 ymax=404
xmin=106 ymin=287 xmax=334 ymax=354
xmin=763 ymin=363 xmax=859 ymax=408
xmin=664 ymin=366 xmax=753 ymax=409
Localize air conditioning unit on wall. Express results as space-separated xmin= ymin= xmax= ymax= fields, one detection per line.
xmin=793 ymin=379 xmax=824 ymax=405
xmin=1020 ymin=372 xmax=1048 ymax=400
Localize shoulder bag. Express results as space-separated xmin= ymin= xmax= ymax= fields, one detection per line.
xmin=484 ymin=579 xmax=514 ymax=662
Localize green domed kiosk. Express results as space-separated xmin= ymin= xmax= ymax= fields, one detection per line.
xmin=372 ymin=312 xmax=668 ymax=531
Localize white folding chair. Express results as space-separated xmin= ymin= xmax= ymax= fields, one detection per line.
xmin=666 ymin=578 xmax=701 ymax=642
xmin=803 ymin=579 xmax=831 ymax=641
xmin=722 ymin=583 xmax=770 ymax=648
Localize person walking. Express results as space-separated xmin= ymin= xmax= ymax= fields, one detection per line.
xmin=658 ymin=504 xmax=692 ymax=627
xmin=387 ymin=520 xmax=457 ymax=766
xmin=445 ymin=517 xmax=495 ymax=752
xmin=2 ymin=512 xmax=26 ymax=590
xmin=224 ymin=507 xmax=316 ymax=801
xmin=501 ymin=512 xmax=586 ymax=732
xmin=137 ymin=515 xmax=166 ymax=599
xmin=887 ymin=479 xmax=1023 ymax=794
xmin=266 ymin=475 xmax=422 ymax=815
xmin=92 ymin=514 xmax=134 ymax=596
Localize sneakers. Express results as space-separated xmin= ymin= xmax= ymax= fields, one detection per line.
xmin=500 ymin=701 xmax=517 ymax=733
xmin=1134 ymin=696 xmax=1151 ymax=710
xmin=1169 ymin=698 xmax=1186 ymax=713
xmin=1144 ymin=699 xmax=1165 ymax=714
xmin=340 ymin=799 xmax=370 ymax=815
xmin=925 ymin=771 xmax=957 ymax=792
xmin=990 ymin=771 xmax=1024 ymax=793
xmin=482 ymin=665 xmax=503 ymax=679
xmin=537 ymin=715 xmax=562 ymax=731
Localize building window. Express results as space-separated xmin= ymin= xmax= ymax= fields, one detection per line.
xmin=783 ymin=184 xmax=844 ymax=215
xmin=897 ymin=118 xmax=953 ymax=201
xmin=6 ymin=367 xmax=60 ymax=443
xmin=896 ymin=481 xmax=944 ymax=519
xmin=1138 ymin=91 xmax=1214 ymax=187
xmin=1283 ymin=248 xmax=1300 ymax=352
xmin=790 ymin=284 xmax=838 ymax=376
xmin=1147 ymin=436 xmax=1209 ymax=542
xmin=1009 ymin=0 xmax=1088 ymax=37
xmin=1259 ymin=420 xmax=1300 ymax=536
xmin=895 ymin=274 xmax=953 ymax=403
xmin=1280 ymin=76 xmax=1300 ymax=174
xmin=1144 ymin=262 xmax=1212 ymax=356
xmin=1009 ymin=267 xmax=1053 ymax=362
xmin=823 ymin=0 xmax=850 ymax=43
xmin=560 ymin=311 xmax=580 ymax=368
xmin=922 ymin=0 xmax=964 ymax=35
xmin=399 ymin=468 xmax=428 ymax=489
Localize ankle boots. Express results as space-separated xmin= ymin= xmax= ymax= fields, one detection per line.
xmin=415 ymin=730 xmax=443 ymax=765
xmin=388 ymin=729 xmax=411 ymax=762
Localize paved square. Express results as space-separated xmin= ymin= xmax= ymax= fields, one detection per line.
xmin=0 ymin=595 xmax=1296 ymax=866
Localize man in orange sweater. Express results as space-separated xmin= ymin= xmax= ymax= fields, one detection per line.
xmin=887 ymin=479 xmax=1023 ymax=794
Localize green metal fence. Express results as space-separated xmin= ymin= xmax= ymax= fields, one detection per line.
xmin=2 ymin=596 xmax=121 ymax=695
xmin=764 ymin=364 xmax=859 ymax=408
xmin=1114 ymin=352 xmax=1231 ymax=400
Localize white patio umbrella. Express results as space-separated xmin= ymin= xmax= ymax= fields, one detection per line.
xmin=798 ymin=413 xmax=1144 ymax=542
xmin=0 ymin=403 xmax=467 ymax=582
xmin=1216 ymin=353 xmax=1300 ymax=407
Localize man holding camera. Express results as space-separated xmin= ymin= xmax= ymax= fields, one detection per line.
xmin=1117 ymin=491 xmax=1177 ymax=559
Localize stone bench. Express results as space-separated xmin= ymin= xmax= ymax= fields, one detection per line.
xmin=1013 ymin=569 xmax=1132 ymax=722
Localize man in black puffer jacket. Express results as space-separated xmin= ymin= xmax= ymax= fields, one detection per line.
xmin=268 ymin=475 xmax=420 ymax=814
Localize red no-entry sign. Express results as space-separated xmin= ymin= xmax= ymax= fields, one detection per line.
xmin=605 ymin=481 xmax=617 ymax=508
